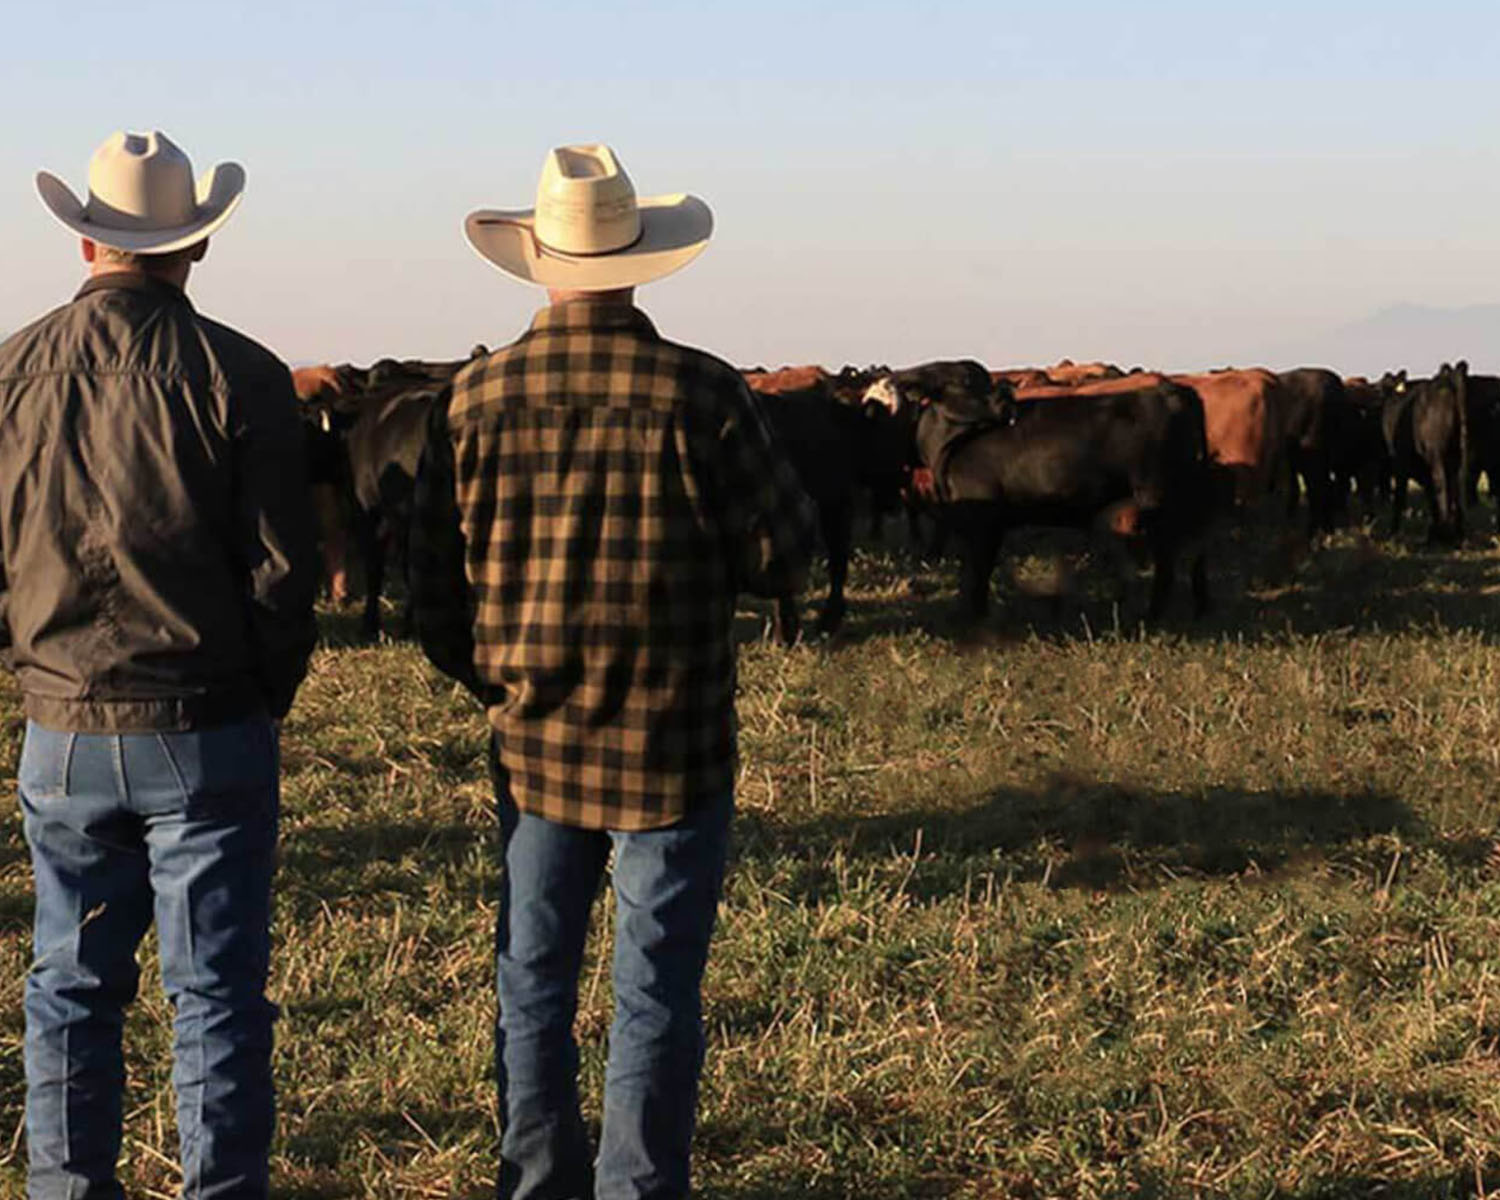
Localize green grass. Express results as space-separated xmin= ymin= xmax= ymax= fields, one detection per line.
xmin=6 ymin=517 xmax=1500 ymax=1197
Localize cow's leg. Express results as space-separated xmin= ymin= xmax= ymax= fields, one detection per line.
xmin=393 ymin=501 xmax=416 ymax=639
xmin=1146 ymin=534 xmax=1176 ymax=622
xmin=1190 ymin=552 xmax=1211 ymax=617
xmin=1487 ymin=454 xmax=1500 ymax=535
xmin=313 ymin=483 xmax=350 ymax=606
xmin=1328 ymin=466 xmax=1350 ymax=527
xmin=1305 ymin=452 xmax=1333 ymax=537
xmin=1285 ymin=454 xmax=1302 ymax=522
xmin=922 ymin=508 xmax=949 ymax=561
xmin=1425 ymin=467 xmax=1452 ymax=545
xmin=357 ymin=507 xmax=384 ymax=640
xmin=772 ymin=595 xmax=801 ymax=646
xmin=1388 ymin=470 xmax=1407 ymax=537
xmin=813 ymin=500 xmax=852 ymax=636
xmin=955 ymin=523 xmax=1000 ymax=621
xmin=906 ymin=502 xmax=925 ymax=555
xmin=1450 ymin=455 xmax=1467 ymax=544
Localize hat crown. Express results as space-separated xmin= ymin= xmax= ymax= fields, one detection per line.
xmin=84 ymin=130 xmax=197 ymax=232
xmin=533 ymin=144 xmax=642 ymax=256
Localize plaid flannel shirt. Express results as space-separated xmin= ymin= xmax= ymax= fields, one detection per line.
xmin=410 ymin=300 xmax=817 ymax=830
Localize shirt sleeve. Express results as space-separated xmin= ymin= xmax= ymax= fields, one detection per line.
xmin=713 ymin=380 xmax=818 ymax=599
xmin=234 ymin=363 xmax=319 ymax=719
xmin=410 ymin=390 xmax=483 ymax=696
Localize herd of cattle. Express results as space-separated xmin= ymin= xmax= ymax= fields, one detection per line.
xmin=290 ymin=351 xmax=1492 ymax=642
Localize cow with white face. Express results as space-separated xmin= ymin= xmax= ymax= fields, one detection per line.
xmin=862 ymin=372 xmax=904 ymax=415
xmin=854 ymin=360 xmax=1011 ymax=555
xmin=862 ymin=359 xmax=1004 ymax=419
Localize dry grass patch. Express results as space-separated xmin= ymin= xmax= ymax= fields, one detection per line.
xmin=4 ymin=528 xmax=1500 ymax=1195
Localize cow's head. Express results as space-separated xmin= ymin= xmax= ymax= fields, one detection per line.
xmin=861 ymin=373 xmax=905 ymax=416
xmin=1433 ymin=360 xmax=1469 ymax=407
xmin=292 ymin=364 xmax=345 ymax=403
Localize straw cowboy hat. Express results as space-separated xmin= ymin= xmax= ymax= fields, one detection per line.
xmin=465 ymin=144 xmax=712 ymax=290
xmin=36 ymin=130 xmax=245 ymax=254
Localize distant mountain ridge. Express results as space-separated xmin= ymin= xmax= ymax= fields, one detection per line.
xmin=1260 ymin=303 xmax=1500 ymax=378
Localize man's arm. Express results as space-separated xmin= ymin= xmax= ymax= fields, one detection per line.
xmin=0 ymin=556 xmax=12 ymax=672
xmin=234 ymin=364 xmax=319 ymax=719
xmin=713 ymin=381 xmax=818 ymax=598
xmin=410 ymin=390 xmax=483 ymax=696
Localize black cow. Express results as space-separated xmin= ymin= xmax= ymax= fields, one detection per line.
xmin=300 ymin=351 xmax=482 ymax=637
xmin=754 ymin=380 xmax=908 ymax=641
xmin=1463 ymin=373 xmax=1500 ymax=529
xmin=1277 ymin=367 xmax=1343 ymax=535
xmin=861 ymin=358 xmax=999 ymax=417
xmin=1381 ymin=361 xmax=1468 ymax=545
xmin=1327 ymin=378 xmax=1390 ymax=523
xmin=860 ymin=360 xmax=1009 ymax=555
xmin=900 ymin=381 xmax=1212 ymax=622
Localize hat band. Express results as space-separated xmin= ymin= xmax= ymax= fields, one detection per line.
xmin=480 ymin=216 xmax=645 ymax=260
xmin=84 ymin=194 xmax=199 ymax=232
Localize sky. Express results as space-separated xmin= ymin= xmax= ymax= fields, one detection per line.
xmin=2 ymin=0 xmax=1498 ymax=375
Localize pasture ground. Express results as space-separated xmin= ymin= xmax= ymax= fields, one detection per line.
xmin=5 ymin=512 xmax=1500 ymax=1197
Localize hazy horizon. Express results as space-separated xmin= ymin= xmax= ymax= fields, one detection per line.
xmin=3 ymin=1 xmax=1497 ymax=376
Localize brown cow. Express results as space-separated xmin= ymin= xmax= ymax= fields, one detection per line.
xmin=992 ymin=367 xmax=1051 ymax=390
xmin=1015 ymin=373 xmax=1172 ymax=403
xmin=1170 ymin=369 xmax=1287 ymax=511
xmin=292 ymin=364 xmax=344 ymax=402
xmin=742 ymin=365 xmax=829 ymax=395
xmin=1046 ymin=359 xmax=1124 ymax=387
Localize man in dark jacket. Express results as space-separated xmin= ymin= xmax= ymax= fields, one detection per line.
xmin=2 ymin=130 xmax=317 ymax=1198
xmin=411 ymin=144 xmax=816 ymax=1199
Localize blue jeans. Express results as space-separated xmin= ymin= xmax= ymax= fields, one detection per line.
xmin=492 ymin=748 xmax=733 ymax=1200
xmin=19 ymin=717 xmax=280 ymax=1200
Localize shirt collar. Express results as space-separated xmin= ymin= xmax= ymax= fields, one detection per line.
xmin=74 ymin=272 xmax=194 ymax=310
xmin=528 ymin=300 xmax=657 ymax=338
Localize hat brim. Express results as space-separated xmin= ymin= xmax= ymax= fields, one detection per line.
xmin=36 ymin=161 xmax=245 ymax=253
xmin=464 ymin=193 xmax=712 ymax=289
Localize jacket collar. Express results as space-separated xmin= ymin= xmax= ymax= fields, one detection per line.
xmin=74 ymin=272 xmax=194 ymax=310
xmin=528 ymin=300 xmax=656 ymax=337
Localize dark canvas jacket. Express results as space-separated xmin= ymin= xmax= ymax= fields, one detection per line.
xmin=0 ymin=273 xmax=318 ymax=731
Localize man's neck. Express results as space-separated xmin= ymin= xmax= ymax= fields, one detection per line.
xmin=548 ymin=286 xmax=635 ymax=307
xmin=88 ymin=262 xmax=192 ymax=291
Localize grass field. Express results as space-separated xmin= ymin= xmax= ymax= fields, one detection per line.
xmin=5 ymin=514 xmax=1500 ymax=1198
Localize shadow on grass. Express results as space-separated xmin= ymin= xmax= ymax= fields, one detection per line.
xmin=1265 ymin=1174 xmax=1500 ymax=1200
xmin=735 ymin=775 xmax=1417 ymax=897
xmin=801 ymin=525 xmax=1500 ymax=648
xmin=694 ymin=1159 xmax=1500 ymax=1199
xmin=0 ymin=887 xmax=32 ymax=931
xmin=277 ymin=820 xmax=487 ymax=918
xmin=281 ymin=1101 xmax=491 ymax=1163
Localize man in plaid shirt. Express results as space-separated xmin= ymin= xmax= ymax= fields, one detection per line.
xmin=411 ymin=145 xmax=816 ymax=1199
